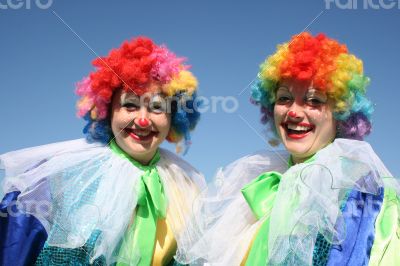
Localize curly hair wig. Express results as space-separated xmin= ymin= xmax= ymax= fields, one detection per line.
xmin=75 ymin=37 xmax=200 ymax=153
xmin=251 ymin=32 xmax=373 ymax=141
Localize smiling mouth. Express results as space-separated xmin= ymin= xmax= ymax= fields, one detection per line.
xmin=124 ymin=128 xmax=158 ymax=142
xmin=282 ymin=122 xmax=314 ymax=139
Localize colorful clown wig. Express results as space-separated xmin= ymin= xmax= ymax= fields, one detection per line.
xmin=251 ymin=32 xmax=373 ymax=141
xmin=75 ymin=37 xmax=200 ymax=152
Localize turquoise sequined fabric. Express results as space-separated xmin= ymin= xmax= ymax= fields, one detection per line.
xmin=34 ymin=164 xmax=181 ymax=266
xmin=35 ymin=230 xmax=106 ymax=265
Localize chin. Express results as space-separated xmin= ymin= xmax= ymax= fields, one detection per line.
xmin=286 ymin=146 xmax=313 ymax=158
xmin=281 ymin=139 xmax=313 ymax=158
xmin=126 ymin=142 xmax=157 ymax=155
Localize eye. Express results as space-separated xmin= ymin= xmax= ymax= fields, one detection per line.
xmin=149 ymin=101 xmax=167 ymax=113
xmin=122 ymin=101 xmax=140 ymax=110
xmin=305 ymin=97 xmax=326 ymax=107
xmin=276 ymin=95 xmax=293 ymax=104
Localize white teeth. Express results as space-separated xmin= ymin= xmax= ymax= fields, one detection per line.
xmin=287 ymin=124 xmax=311 ymax=131
xmin=134 ymin=131 xmax=150 ymax=136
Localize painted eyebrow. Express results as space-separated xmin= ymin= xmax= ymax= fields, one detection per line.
xmin=276 ymin=86 xmax=291 ymax=94
xmin=151 ymin=95 xmax=164 ymax=102
xmin=277 ymin=85 xmax=289 ymax=90
xmin=121 ymin=94 xmax=140 ymax=102
xmin=305 ymin=90 xmax=327 ymax=99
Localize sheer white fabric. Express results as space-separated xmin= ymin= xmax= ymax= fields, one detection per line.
xmin=176 ymin=139 xmax=398 ymax=265
xmin=0 ymin=139 xmax=205 ymax=264
xmin=268 ymin=139 xmax=396 ymax=265
xmin=175 ymin=149 xmax=289 ymax=265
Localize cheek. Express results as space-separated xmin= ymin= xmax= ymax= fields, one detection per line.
xmin=111 ymin=110 xmax=132 ymax=134
xmin=308 ymin=109 xmax=336 ymax=136
xmin=273 ymin=106 xmax=286 ymax=137
xmin=306 ymin=107 xmax=330 ymax=123
xmin=116 ymin=110 xmax=133 ymax=123
xmin=110 ymin=114 xmax=120 ymax=137
xmin=273 ymin=105 xmax=286 ymax=122
xmin=154 ymin=114 xmax=171 ymax=134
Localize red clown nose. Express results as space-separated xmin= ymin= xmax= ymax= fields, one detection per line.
xmin=138 ymin=118 xmax=150 ymax=128
xmin=288 ymin=111 xmax=297 ymax=118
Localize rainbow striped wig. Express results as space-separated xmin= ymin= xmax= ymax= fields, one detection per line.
xmin=251 ymin=32 xmax=373 ymax=141
xmin=75 ymin=37 xmax=200 ymax=153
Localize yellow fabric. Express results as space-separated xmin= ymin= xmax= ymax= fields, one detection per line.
xmin=123 ymin=209 xmax=176 ymax=266
xmin=369 ymin=188 xmax=400 ymax=266
xmin=117 ymin=154 xmax=200 ymax=265
xmin=151 ymin=172 xmax=200 ymax=265
xmin=152 ymin=216 xmax=177 ymax=266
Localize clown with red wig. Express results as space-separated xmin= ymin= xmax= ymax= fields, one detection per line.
xmin=176 ymin=33 xmax=400 ymax=265
xmin=0 ymin=37 xmax=205 ymax=265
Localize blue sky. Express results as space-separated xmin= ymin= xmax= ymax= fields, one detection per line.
xmin=0 ymin=0 xmax=399 ymax=184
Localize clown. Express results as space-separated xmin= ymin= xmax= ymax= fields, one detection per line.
xmin=0 ymin=37 xmax=204 ymax=265
xmin=176 ymin=33 xmax=400 ymax=265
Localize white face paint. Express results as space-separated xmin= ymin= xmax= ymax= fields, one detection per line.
xmin=110 ymin=89 xmax=171 ymax=165
xmin=274 ymin=80 xmax=337 ymax=164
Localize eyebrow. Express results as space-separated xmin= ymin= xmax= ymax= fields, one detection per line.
xmin=305 ymin=90 xmax=327 ymax=98
xmin=276 ymin=86 xmax=290 ymax=92
xmin=121 ymin=94 xmax=140 ymax=101
xmin=151 ymin=95 xmax=164 ymax=101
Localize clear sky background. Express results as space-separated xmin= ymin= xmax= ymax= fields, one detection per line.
xmin=0 ymin=0 xmax=399 ymax=185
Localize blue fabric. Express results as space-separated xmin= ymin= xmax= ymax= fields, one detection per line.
xmin=326 ymin=186 xmax=384 ymax=266
xmin=0 ymin=191 xmax=48 ymax=265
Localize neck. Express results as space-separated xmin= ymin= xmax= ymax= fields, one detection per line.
xmin=291 ymin=155 xmax=311 ymax=165
xmin=129 ymin=151 xmax=156 ymax=166
xmin=109 ymin=140 xmax=160 ymax=168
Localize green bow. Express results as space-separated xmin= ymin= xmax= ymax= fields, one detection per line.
xmin=110 ymin=140 xmax=167 ymax=266
xmin=241 ymin=171 xmax=282 ymax=266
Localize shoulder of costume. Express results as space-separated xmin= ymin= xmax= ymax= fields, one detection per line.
xmin=173 ymin=149 xmax=289 ymax=265
xmin=0 ymin=138 xmax=106 ymax=175
xmin=158 ymin=148 xmax=196 ymax=169
xmin=0 ymin=139 xmax=116 ymax=195
xmin=210 ymin=149 xmax=290 ymax=195
xmin=311 ymin=138 xmax=399 ymax=196
xmin=158 ymin=148 xmax=206 ymax=189
xmin=225 ymin=149 xmax=289 ymax=170
xmin=316 ymin=138 xmax=392 ymax=176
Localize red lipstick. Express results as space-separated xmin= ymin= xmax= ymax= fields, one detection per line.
xmin=281 ymin=122 xmax=315 ymax=140
xmin=125 ymin=128 xmax=157 ymax=142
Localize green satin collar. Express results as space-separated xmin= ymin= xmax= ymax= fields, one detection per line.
xmin=110 ymin=140 xmax=166 ymax=266
xmin=242 ymin=154 xmax=316 ymax=265
xmin=242 ymin=171 xmax=282 ymax=220
xmin=241 ymin=171 xmax=282 ymax=265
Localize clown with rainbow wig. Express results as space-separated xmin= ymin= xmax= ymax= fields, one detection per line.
xmin=0 ymin=37 xmax=205 ymax=265
xmin=176 ymin=33 xmax=400 ymax=265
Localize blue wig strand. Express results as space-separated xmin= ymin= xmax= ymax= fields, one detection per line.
xmin=82 ymin=114 xmax=110 ymax=144
xmin=185 ymin=92 xmax=201 ymax=130
xmin=169 ymin=92 xmax=202 ymax=155
xmin=335 ymin=76 xmax=374 ymax=121
xmin=350 ymin=90 xmax=374 ymax=119
xmin=251 ymin=80 xmax=272 ymax=108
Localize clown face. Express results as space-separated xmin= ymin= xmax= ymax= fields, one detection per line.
xmin=111 ymin=89 xmax=171 ymax=165
xmin=274 ymin=80 xmax=337 ymax=164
